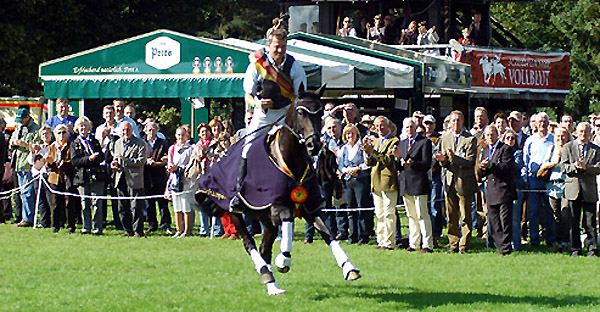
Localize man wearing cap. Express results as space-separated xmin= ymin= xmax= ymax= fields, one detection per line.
xmin=508 ymin=111 xmax=527 ymax=150
xmin=340 ymin=103 xmax=368 ymax=137
xmin=45 ymin=97 xmax=77 ymax=140
xmin=10 ymin=107 xmax=40 ymax=227
xmin=412 ymin=111 xmax=425 ymax=126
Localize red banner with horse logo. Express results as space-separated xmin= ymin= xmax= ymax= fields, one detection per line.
xmin=461 ymin=47 xmax=570 ymax=92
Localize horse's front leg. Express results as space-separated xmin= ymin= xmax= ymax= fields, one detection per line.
xmin=272 ymin=205 xmax=294 ymax=274
xmin=229 ymin=212 xmax=285 ymax=295
xmin=311 ymin=212 xmax=361 ymax=281
xmin=274 ymin=220 xmax=294 ymax=273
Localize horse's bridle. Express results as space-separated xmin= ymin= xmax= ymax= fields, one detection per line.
xmin=284 ymin=103 xmax=323 ymax=145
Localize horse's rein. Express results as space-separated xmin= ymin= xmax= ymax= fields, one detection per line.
xmin=284 ymin=104 xmax=323 ymax=144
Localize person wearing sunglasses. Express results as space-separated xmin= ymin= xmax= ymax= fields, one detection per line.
xmin=337 ymin=17 xmax=357 ymax=37
xmin=46 ymin=124 xmax=76 ymax=233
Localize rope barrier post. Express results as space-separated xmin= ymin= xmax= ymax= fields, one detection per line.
xmin=33 ymin=176 xmax=42 ymax=229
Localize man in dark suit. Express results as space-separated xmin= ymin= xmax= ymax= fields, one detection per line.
xmin=143 ymin=121 xmax=172 ymax=234
xmin=561 ymin=122 xmax=600 ymax=257
xmin=394 ymin=117 xmax=433 ymax=252
xmin=434 ymin=110 xmax=478 ymax=253
xmin=507 ymin=110 xmax=529 ymax=247
xmin=477 ymin=125 xmax=516 ymax=255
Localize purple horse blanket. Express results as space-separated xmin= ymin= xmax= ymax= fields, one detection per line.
xmin=196 ymin=132 xmax=321 ymax=215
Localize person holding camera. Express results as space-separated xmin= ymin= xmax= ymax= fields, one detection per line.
xmin=165 ymin=126 xmax=194 ymax=238
xmin=110 ymin=121 xmax=146 ymax=237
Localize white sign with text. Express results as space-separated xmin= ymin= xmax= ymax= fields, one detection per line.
xmin=145 ymin=37 xmax=181 ymax=70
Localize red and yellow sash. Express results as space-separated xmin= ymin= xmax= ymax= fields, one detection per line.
xmin=253 ymin=49 xmax=296 ymax=102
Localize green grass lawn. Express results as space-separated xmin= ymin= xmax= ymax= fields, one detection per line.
xmin=1 ymin=215 xmax=600 ymax=312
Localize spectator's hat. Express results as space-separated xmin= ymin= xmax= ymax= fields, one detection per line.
xmin=423 ymin=115 xmax=436 ymax=124
xmin=507 ymin=111 xmax=522 ymax=123
xmin=412 ymin=110 xmax=425 ymax=118
xmin=15 ymin=107 xmax=29 ymax=123
xmin=360 ymin=115 xmax=372 ymax=125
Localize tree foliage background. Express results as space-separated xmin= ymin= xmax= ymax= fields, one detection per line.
xmin=0 ymin=0 xmax=278 ymax=96
xmin=491 ymin=0 xmax=600 ymax=120
xmin=3 ymin=1 xmax=599 ymax=121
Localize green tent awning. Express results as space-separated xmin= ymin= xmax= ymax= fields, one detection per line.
xmin=39 ymin=29 xmax=252 ymax=99
xmin=288 ymin=32 xmax=471 ymax=91
xmin=221 ymin=38 xmax=414 ymax=89
xmin=41 ymin=75 xmax=243 ymax=98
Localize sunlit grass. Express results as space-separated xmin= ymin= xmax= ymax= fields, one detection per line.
xmin=1 ymin=214 xmax=599 ymax=311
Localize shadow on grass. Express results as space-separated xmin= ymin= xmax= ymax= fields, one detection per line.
xmin=312 ymin=284 xmax=598 ymax=309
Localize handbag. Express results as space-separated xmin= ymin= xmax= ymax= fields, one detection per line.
xmin=536 ymin=165 xmax=552 ymax=182
xmin=536 ymin=145 xmax=555 ymax=183
xmin=2 ymin=162 xmax=12 ymax=185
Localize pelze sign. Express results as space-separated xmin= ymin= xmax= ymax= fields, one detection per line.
xmin=145 ymin=36 xmax=181 ymax=70
xmin=462 ymin=47 xmax=570 ymax=92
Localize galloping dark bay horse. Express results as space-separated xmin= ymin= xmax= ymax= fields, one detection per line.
xmin=195 ymin=84 xmax=360 ymax=295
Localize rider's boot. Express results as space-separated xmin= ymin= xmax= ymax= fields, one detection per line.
xmin=229 ymin=157 xmax=247 ymax=213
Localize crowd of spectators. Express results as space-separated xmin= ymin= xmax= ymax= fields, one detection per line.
xmin=3 ymin=99 xmax=600 ymax=257
xmin=337 ymin=11 xmax=489 ymax=57
xmin=1 ymin=98 xmax=262 ymax=240
xmin=309 ymin=104 xmax=600 ymax=257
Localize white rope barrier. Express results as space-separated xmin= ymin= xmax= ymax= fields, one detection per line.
xmin=320 ymin=189 xmax=557 ymax=212
xmin=0 ymin=171 xmax=566 ymax=228
xmin=39 ymin=176 xmax=196 ymax=200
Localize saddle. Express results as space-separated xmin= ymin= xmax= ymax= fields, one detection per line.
xmin=196 ymin=131 xmax=321 ymax=216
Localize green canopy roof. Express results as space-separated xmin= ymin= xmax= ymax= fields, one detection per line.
xmin=221 ymin=38 xmax=414 ymax=89
xmin=288 ymin=32 xmax=471 ymax=91
xmin=39 ymin=29 xmax=252 ymax=98
xmin=39 ymin=30 xmax=423 ymax=100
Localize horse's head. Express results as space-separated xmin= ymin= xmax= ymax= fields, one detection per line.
xmin=285 ymin=84 xmax=325 ymax=156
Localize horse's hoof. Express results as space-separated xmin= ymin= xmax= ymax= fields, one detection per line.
xmin=274 ymin=253 xmax=292 ymax=273
xmin=260 ymin=268 xmax=276 ymax=284
xmin=346 ymin=270 xmax=361 ymax=281
xmin=268 ymin=288 xmax=286 ymax=296
xmin=267 ymin=282 xmax=286 ymax=296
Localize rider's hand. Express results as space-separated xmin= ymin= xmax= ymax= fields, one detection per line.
xmin=257 ymin=99 xmax=274 ymax=110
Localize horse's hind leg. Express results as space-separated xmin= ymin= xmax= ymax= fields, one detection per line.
xmin=229 ymin=212 xmax=285 ymax=295
xmin=258 ymin=211 xmax=277 ymax=265
xmin=310 ymin=212 xmax=361 ymax=281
